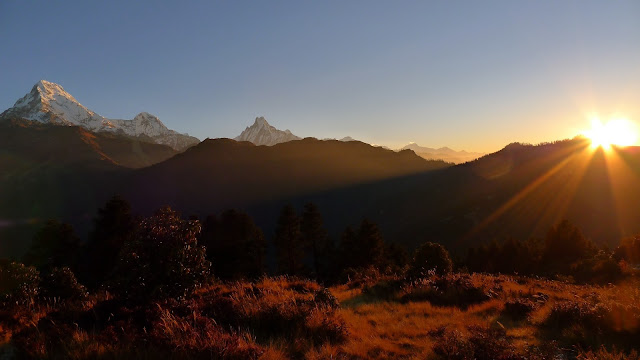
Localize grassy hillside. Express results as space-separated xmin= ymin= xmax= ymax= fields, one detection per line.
xmin=1 ymin=201 xmax=638 ymax=359
xmin=1 ymin=273 xmax=638 ymax=359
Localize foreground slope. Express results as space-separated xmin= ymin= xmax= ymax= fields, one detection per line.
xmin=3 ymin=273 xmax=638 ymax=359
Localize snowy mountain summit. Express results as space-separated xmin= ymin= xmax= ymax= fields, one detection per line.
xmin=0 ymin=80 xmax=199 ymax=150
xmin=234 ymin=117 xmax=301 ymax=146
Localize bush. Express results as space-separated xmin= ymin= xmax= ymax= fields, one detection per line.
xmin=313 ymin=287 xmax=340 ymax=310
xmin=545 ymin=300 xmax=609 ymax=330
xmin=431 ymin=325 xmax=520 ymax=360
xmin=577 ymin=347 xmax=640 ymax=360
xmin=111 ymin=206 xmax=210 ymax=303
xmin=0 ymin=260 xmax=39 ymax=306
xmin=502 ymin=298 xmax=538 ymax=321
xmin=571 ymin=253 xmax=624 ymax=284
xmin=401 ymin=274 xmax=496 ymax=308
xmin=40 ymin=267 xmax=87 ymax=302
xmin=150 ymin=306 xmax=264 ymax=359
xmin=408 ymin=242 xmax=453 ymax=278
xmin=304 ymin=307 xmax=349 ymax=343
xmin=341 ymin=266 xmax=383 ymax=289
xmin=192 ymin=278 xmax=349 ymax=347
xmin=431 ymin=328 xmax=474 ymax=360
xmin=466 ymin=325 xmax=519 ymax=360
xmin=543 ymin=298 xmax=640 ymax=349
xmin=614 ymin=235 xmax=640 ymax=264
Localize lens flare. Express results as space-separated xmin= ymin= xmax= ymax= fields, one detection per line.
xmin=584 ymin=117 xmax=637 ymax=150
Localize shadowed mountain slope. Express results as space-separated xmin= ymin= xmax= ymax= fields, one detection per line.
xmin=277 ymin=137 xmax=640 ymax=251
xmin=0 ymin=135 xmax=449 ymax=256
xmin=124 ymin=137 xmax=451 ymax=213
xmin=0 ymin=119 xmax=178 ymax=171
xmin=0 ymin=119 xmax=180 ymax=255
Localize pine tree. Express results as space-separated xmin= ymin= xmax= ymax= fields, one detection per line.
xmin=356 ymin=219 xmax=385 ymax=269
xmin=200 ymin=210 xmax=266 ymax=280
xmin=544 ymin=219 xmax=595 ymax=269
xmin=301 ymin=203 xmax=330 ymax=278
xmin=338 ymin=226 xmax=358 ymax=270
xmin=339 ymin=220 xmax=385 ymax=270
xmin=273 ymin=204 xmax=305 ymax=275
xmin=83 ymin=195 xmax=135 ymax=287
xmin=382 ymin=242 xmax=409 ymax=272
xmin=408 ymin=241 xmax=453 ymax=278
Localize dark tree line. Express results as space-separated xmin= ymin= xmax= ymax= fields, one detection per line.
xmin=200 ymin=209 xmax=266 ymax=280
xmin=7 ymin=197 xmax=637 ymax=308
xmin=273 ymin=204 xmax=407 ymax=282
xmin=15 ymin=196 xmax=408 ymax=295
xmin=464 ymin=219 xmax=625 ymax=283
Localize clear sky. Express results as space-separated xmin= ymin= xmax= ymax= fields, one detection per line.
xmin=1 ymin=1 xmax=639 ymax=153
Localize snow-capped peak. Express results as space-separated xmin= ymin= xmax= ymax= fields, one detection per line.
xmin=0 ymin=80 xmax=199 ymax=150
xmin=253 ymin=116 xmax=270 ymax=127
xmin=7 ymin=80 xmax=97 ymax=126
xmin=134 ymin=112 xmax=166 ymax=128
xmin=33 ymin=80 xmax=90 ymax=114
xmin=235 ymin=116 xmax=301 ymax=146
xmin=35 ymin=80 xmax=75 ymax=99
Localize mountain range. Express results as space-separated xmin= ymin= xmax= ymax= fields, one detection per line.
xmin=2 ymin=80 xmax=639 ymax=260
xmin=235 ymin=117 xmax=364 ymax=145
xmin=401 ymin=143 xmax=484 ymax=164
xmin=0 ymin=80 xmax=199 ymax=150
xmin=1 ymin=80 xmax=483 ymax=162
xmin=235 ymin=116 xmax=482 ymax=163
xmin=4 ymin=125 xmax=639 ymax=259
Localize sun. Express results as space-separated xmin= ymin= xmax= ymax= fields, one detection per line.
xmin=583 ymin=117 xmax=638 ymax=150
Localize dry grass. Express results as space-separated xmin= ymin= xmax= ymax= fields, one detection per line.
xmin=321 ymin=273 xmax=640 ymax=359
xmin=2 ymin=274 xmax=639 ymax=359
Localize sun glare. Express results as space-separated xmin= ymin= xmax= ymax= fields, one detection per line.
xmin=584 ymin=117 xmax=638 ymax=150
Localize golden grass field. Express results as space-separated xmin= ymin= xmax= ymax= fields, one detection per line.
xmin=1 ymin=273 xmax=639 ymax=359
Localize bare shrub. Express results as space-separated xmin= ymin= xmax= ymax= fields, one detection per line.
xmin=40 ymin=267 xmax=87 ymax=303
xmin=502 ymin=298 xmax=538 ymax=320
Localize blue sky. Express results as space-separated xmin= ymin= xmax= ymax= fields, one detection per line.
xmin=1 ymin=1 xmax=639 ymax=152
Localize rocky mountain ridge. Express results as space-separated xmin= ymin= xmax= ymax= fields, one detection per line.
xmin=0 ymin=80 xmax=199 ymax=150
xmin=234 ymin=117 xmax=301 ymax=146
